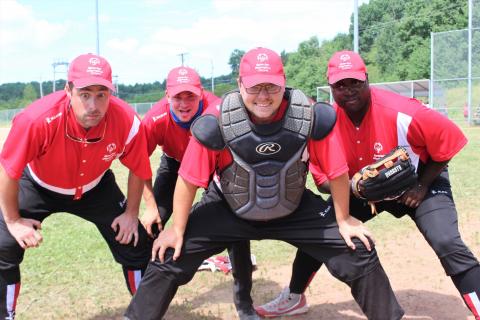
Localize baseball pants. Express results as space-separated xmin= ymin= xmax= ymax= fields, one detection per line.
xmin=288 ymin=169 xmax=480 ymax=317
xmin=125 ymin=181 xmax=404 ymax=320
xmin=0 ymin=169 xmax=152 ymax=317
xmin=153 ymin=153 xmax=254 ymax=311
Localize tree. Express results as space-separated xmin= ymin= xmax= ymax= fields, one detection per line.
xmin=228 ymin=49 xmax=245 ymax=76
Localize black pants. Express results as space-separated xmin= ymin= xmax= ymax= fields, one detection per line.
xmin=125 ymin=182 xmax=404 ymax=320
xmin=153 ymin=153 xmax=253 ymax=311
xmin=288 ymin=169 xmax=480 ymax=294
xmin=0 ymin=169 xmax=153 ymax=317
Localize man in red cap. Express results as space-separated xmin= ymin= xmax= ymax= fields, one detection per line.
xmin=140 ymin=66 xmax=255 ymax=317
xmin=256 ymin=50 xmax=480 ymax=319
xmin=0 ymin=53 xmax=153 ymax=319
xmin=124 ymin=47 xmax=404 ymax=320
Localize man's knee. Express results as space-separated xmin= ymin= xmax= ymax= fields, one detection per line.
xmin=326 ymin=239 xmax=379 ymax=282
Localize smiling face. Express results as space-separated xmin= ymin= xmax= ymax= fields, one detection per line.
xmin=238 ymin=80 xmax=285 ymax=124
xmin=65 ymin=84 xmax=110 ymax=129
xmin=330 ymin=78 xmax=371 ymax=115
xmin=167 ymin=90 xmax=202 ymax=122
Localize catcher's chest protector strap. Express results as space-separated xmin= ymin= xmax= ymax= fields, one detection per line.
xmin=218 ymin=88 xmax=313 ymax=221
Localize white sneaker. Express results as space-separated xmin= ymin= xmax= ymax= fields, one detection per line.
xmin=255 ymin=287 xmax=308 ymax=318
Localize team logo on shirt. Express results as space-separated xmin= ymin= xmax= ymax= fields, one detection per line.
xmin=255 ymin=142 xmax=281 ymax=155
xmin=373 ymin=142 xmax=387 ymax=160
xmin=45 ymin=112 xmax=62 ymax=124
xmin=102 ymin=143 xmax=118 ymax=162
xmin=152 ymin=112 xmax=167 ymax=122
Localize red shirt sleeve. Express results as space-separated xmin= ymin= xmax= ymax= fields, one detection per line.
xmin=408 ymin=107 xmax=468 ymax=162
xmin=142 ymin=100 xmax=168 ymax=156
xmin=0 ymin=112 xmax=46 ymax=179
xmin=307 ymin=128 xmax=348 ymax=186
xmin=119 ymin=116 xmax=153 ymax=180
xmin=178 ymin=136 xmax=218 ymax=188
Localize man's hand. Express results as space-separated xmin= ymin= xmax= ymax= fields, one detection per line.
xmin=111 ymin=211 xmax=139 ymax=246
xmin=141 ymin=207 xmax=162 ymax=238
xmin=398 ymin=183 xmax=428 ymax=208
xmin=338 ymin=216 xmax=374 ymax=251
xmin=6 ymin=218 xmax=43 ymax=249
xmin=151 ymin=226 xmax=184 ymax=263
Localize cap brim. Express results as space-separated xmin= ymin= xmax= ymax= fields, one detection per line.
xmin=167 ymin=84 xmax=202 ymax=97
xmin=73 ymin=77 xmax=116 ymax=92
xmin=242 ymin=75 xmax=285 ymax=88
xmin=328 ymin=71 xmax=366 ymax=85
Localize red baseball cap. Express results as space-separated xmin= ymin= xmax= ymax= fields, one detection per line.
xmin=68 ymin=53 xmax=115 ymax=91
xmin=327 ymin=50 xmax=367 ymax=85
xmin=166 ymin=66 xmax=202 ymax=97
xmin=239 ymin=47 xmax=286 ymax=88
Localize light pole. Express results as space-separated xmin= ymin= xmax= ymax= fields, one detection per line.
xmin=211 ymin=59 xmax=215 ymax=92
xmin=113 ymin=75 xmax=119 ymax=96
xmin=52 ymin=60 xmax=69 ymax=92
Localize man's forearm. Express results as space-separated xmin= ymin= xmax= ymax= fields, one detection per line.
xmin=328 ymin=173 xmax=350 ymax=223
xmin=125 ymin=172 xmax=145 ymax=216
xmin=0 ymin=165 xmax=21 ymax=223
xmin=418 ymin=159 xmax=449 ymax=188
xmin=142 ymin=178 xmax=157 ymax=210
xmin=171 ymin=176 xmax=198 ymax=234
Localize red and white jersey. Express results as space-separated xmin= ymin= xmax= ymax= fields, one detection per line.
xmin=179 ymin=98 xmax=348 ymax=188
xmin=142 ymin=91 xmax=221 ymax=160
xmin=0 ymin=91 xmax=152 ymax=200
xmin=329 ymin=87 xmax=467 ymax=179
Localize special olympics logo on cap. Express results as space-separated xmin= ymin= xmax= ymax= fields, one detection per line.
xmin=89 ymin=57 xmax=101 ymax=65
xmin=340 ymin=54 xmax=351 ymax=62
xmin=178 ymin=68 xmax=188 ymax=76
xmin=257 ymin=53 xmax=268 ymax=62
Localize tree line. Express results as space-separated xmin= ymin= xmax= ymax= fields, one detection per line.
xmin=0 ymin=0 xmax=470 ymax=109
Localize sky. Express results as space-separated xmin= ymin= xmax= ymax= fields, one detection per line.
xmin=0 ymin=0 xmax=369 ymax=86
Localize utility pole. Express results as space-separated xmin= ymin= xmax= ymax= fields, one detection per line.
xmin=178 ymin=52 xmax=189 ymax=66
xmin=95 ymin=0 xmax=100 ymax=55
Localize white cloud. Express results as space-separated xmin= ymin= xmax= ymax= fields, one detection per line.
xmin=0 ymin=0 xmax=66 ymax=50
xmin=1 ymin=0 xmax=369 ymax=85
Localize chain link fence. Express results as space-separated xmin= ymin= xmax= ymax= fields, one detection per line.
xmin=430 ymin=0 xmax=480 ymax=125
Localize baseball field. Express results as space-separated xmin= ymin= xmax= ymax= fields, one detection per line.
xmin=0 ymin=124 xmax=479 ymax=320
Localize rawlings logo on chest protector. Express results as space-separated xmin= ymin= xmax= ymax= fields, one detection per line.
xmin=255 ymin=142 xmax=281 ymax=155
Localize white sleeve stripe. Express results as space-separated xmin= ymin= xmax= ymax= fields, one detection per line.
xmin=126 ymin=116 xmax=141 ymax=145
xmin=397 ymin=112 xmax=420 ymax=171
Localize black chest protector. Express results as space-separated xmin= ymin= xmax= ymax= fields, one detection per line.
xmin=191 ymin=89 xmax=336 ymax=221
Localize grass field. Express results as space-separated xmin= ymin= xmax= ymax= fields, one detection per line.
xmin=3 ymin=125 xmax=479 ymax=319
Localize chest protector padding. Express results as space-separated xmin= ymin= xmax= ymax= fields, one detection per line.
xmin=219 ymin=89 xmax=312 ymax=221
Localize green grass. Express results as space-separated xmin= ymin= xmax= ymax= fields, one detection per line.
xmin=12 ymin=127 xmax=480 ymax=319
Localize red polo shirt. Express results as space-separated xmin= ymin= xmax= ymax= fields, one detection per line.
xmin=0 ymin=91 xmax=152 ymax=199
xmin=142 ymin=91 xmax=221 ymax=161
xmin=179 ymin=98 xmax=348 ymax=188
xmin=315 ymin=87 xmax=467 ymax=180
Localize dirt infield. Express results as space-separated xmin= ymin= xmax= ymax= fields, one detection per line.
xmin=167 ymin=216 xmax=479 ymax=320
